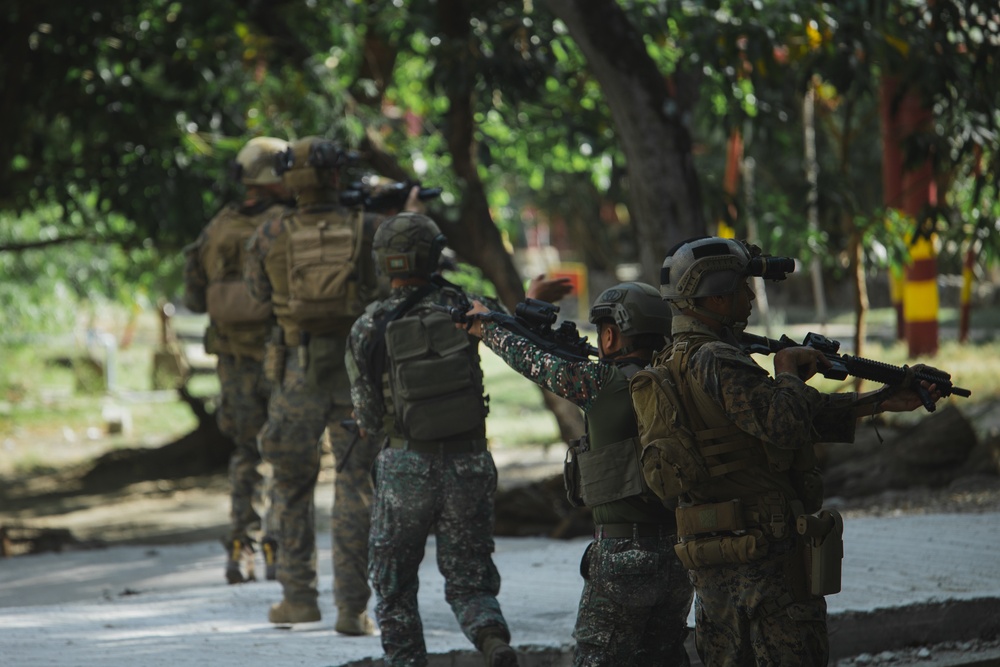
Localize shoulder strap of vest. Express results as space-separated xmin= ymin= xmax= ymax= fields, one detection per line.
xmin=672 ymin=337 xmax=765 ymax=478
xmin=367 ymin=283 xmax=439 ymax=397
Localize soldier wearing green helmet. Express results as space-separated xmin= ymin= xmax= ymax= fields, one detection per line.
xmin=347 ymin=212 xmax=570 ymax=667
xmin=631 ymin=236 xmax=943 ymax=667
xmin=244 ymin=136 xmax=422 ymax=632
xmin=183 ymin=136 xmax=292 ymax=586
xmin=463 ymin=281 xmax=693 ymax=666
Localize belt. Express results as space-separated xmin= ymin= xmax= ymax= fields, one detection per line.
xmin=387 ymin=438 xmax=488 ymax=455
xmin=593 ymin=523 xmax=675 ymax=540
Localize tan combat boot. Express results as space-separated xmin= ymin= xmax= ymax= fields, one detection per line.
xmin=268 ymin=599 xmax=321 ymax=624
xmin=476 ymin=627 xmax=518 ymax=667
xmin=334 ymin=607 xmax=376 ymax=636
xmin=224 ymin=537 xmax=256 ymax=585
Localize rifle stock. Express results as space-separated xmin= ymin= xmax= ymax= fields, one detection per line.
xmin=740 ymin=331 xmax=971 ymax=412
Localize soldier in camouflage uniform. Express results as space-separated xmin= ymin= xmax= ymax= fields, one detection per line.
xmin=243 ymin=137 xmax=415 ymax=631
xmin=183 ymin=136 xmax=291 ymax=584
xmin=464 ymin=282 xmax=693 ymax=667
xmin=631 ymin=237 xmax=942 ymax=666
xmin=346 ymin=213 xmax=519 ymax=667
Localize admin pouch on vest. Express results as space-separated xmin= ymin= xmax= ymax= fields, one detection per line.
xmin=203 ymin=207 xmax=272 ymax=325
xmin=384 ymin=306 xmax=487 ymax=441
xmin=574 ymin=434 xmax=647 ymax=507
xmin=284 ymin=208 xmax=368 ymax=322
xmin=629 ymin=361 xmax=710 ymax=501
xmin=796 ymin=508 xmax=844 ymax=596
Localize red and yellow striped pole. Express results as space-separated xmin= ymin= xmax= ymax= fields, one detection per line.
xmin=903 ymin=231 xmax=938 ymax=357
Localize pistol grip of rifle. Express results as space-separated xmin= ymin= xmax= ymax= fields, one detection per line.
xmin=917 ymin=384 xmax=936 ymax=412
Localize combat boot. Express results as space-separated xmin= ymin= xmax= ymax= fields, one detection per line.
xmin=223 ymin=537 xmax=256 ymax=584
xmin=476 ymin=627 xmax=518 ymax=667
xmin=261 ymin=536 xmax=278 ymax=581
xmin=268 ymin=599 xmax=321 ymax=624
xmin=335 ymin=607 xmax=376 ymax=636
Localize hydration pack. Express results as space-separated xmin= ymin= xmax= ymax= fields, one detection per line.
xmin=383 ymin=300 xmax=488 ymax=441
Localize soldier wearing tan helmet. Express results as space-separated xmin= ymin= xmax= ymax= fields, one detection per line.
xmin=183 ymin=136 xmax=292 ymax=585
xmin=243 ymin=137 xmax=422 ymax=632
xmin=631 ymin=236 xmax=943 ymax=666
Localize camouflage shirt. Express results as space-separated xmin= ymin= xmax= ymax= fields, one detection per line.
xmin=669 ymin=314 xmax=858 ymax=508
xmin=674 ymin=315 xmax=858 ymax=449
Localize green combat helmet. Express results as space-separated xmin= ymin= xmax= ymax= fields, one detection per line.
xmin=234 ymin=137 xmax=288 ymax=185
xmin=372 ymin=212 xmax=447 ymax=279
xmin=589 ymin=282 xmax=672 ymax=338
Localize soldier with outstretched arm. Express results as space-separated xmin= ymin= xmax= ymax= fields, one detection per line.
xmin=630 ymin=236 xmax=943 ymax=667
xmin=463 ymin=283 xmax=694 ymax=667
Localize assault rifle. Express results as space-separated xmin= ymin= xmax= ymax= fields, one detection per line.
xmin=340 ymin=179 xmax=442 ymax=213
xmin=436 ymin=297 xmax=598 ymax=362
xmin=740 ymin=331 xmax=971 ymax=412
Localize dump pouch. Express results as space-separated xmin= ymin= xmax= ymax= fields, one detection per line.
xmin=304 ymin=335 xmax=345 ymax=393
xmin=796 ymin=509 xmax=844 ymax=597
xmin=673 ymin=532 xmax=768 ymax=570
xmin=563 ymin=437 xmax=586 ymax=508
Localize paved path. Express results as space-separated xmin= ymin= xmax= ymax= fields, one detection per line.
xmin=1 ymin=512 xmax=998 ymax=667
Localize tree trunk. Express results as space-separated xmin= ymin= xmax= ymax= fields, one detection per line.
xmin=435 ymin=0 xmax=585 ymax=441
xmin=545 ymin=0 xmax=706 ymax=282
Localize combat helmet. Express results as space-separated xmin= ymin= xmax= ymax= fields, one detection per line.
xmin=274 ymin=136 xmax=348 ymax=195
xmin=659 ymin=237 xmax=754 ymax=307
xmin=372 ymin=212 xmax=447 ymax=278
xmin=589 ymin=282 xmax=671 ymax=338
xmin=234 ymin=137 xmax=288 ymax=186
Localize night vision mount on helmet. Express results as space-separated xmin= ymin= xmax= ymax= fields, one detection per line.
xmin=660 ymin=237 xmax=795 ymax=306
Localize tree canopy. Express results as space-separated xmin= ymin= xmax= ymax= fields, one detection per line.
xmin=3 ymin=1 xmax=1000 ymax=332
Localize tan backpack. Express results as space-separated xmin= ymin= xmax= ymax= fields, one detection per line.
xmin=203 ymin=208 xmax=272 ymax=325
xmin=629 ymin=343 xmax=711 ymax=501
xmin=284 ymin=207 xmax=368 ymax=322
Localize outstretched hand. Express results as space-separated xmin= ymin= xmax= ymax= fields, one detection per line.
xmin=526 ymin=274 xmax=573 ymax=303
xmin=879 ymin=380 xmax=943 ymax=413
xmin=458 ymin=300 xmax=491 ymax=338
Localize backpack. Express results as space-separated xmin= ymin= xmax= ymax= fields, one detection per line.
xmin=382 ymin=294 xmax=488 ymax=441
xmin=628 ymin=343 xmax=711 ymax=501
xmin=284 ymin=207 xmax=368 ymax=322
xmin=204 ymin=208 xmax=272 ymax=325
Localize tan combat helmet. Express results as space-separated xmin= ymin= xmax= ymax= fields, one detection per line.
xmin=274 ymin=137 xmax=348 ymax=196
xmin=372 ymin=212 xmax=447 ymax=279
xmin=234 ymin=137 xmax=288 ymax=186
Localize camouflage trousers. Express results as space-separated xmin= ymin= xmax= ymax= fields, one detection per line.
xmin=370 ymin=447 xmax=510 ymax=667
xmin=258 ymin=347 xmax=378 ymax=610
xmin=215 ymin=353 xmax=272 ymax=542
xmin=689 ymin=539 xmax=828 ymax=667
xmin=573 ymin=533 xmax=693 ymax=667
